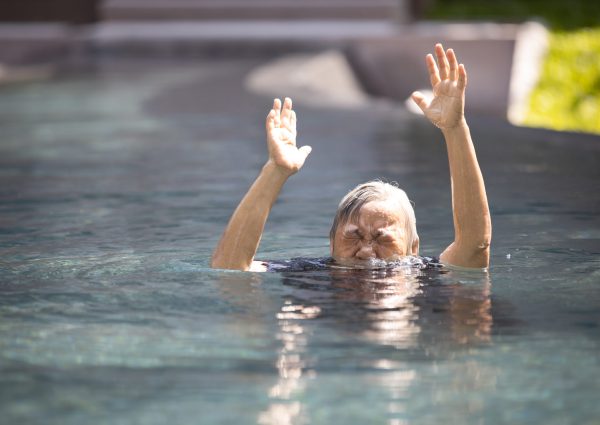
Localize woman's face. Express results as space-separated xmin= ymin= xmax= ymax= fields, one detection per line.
xmin=331 ymin=200 xmax=418 ymax=263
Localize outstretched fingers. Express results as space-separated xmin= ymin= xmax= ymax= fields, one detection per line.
xmin=266 ymin=108 xmax=275 ymax=133
xmin=280 ymin=97 xmax=293 ymax=129
xmin=425 ymin=44 xmax=467 ymax=90
xmin=266 ymin=98 xmax=285 ymax=133
xmin=447 ymin=48 xmax=458 ymax=81
xmin=273 ymin=98 xmax=282 ymax=128
xmin=458 ymin=63 xmax=468 ymax=90
xmin=435 ymin=43 xmax=450 ymax=80
xmin=426 ymin=54 xmax=440 ymax=88
xmin=290 ymin=110 xmax=297 ymax=134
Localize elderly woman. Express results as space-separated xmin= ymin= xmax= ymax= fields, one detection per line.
xmin=211 ymin=44 xmax=491 ymax=271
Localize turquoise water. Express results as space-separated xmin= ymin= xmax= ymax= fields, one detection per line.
xmin=1 ymin=59 xmax=599 ymax=424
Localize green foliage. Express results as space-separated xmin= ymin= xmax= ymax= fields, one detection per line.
xmin=426 ymin=0 xmax=600 ymax=30
xmin=524 ymin=28 xmax=600 ymax=134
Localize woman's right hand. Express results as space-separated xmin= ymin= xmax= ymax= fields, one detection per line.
xmin=266 ymin=97 xmax=312 ymax=176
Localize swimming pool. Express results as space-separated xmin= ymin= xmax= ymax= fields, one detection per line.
xmin=1 ymin=58 xmax=599 ymax=424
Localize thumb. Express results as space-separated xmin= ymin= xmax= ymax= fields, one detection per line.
xmin=411 ymin=91 xmax=429 ymax=113
xmin=298 ymin=145 xmax=312 ymax=161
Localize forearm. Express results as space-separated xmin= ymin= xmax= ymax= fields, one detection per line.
xmin=211 ymin=161 xmax=288 ymax=271
xmin=441 ymin=120 xmax=491 ymax=266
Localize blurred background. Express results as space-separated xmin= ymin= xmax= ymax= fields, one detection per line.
xmin=0 ymin=0 xmax=599 ymax=133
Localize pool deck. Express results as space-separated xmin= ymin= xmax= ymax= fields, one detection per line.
xmin=0 ymin=18 xmax=549 ymax=121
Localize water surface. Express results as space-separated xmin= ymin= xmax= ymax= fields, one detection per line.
xmin=1 ymin=58 xmax=599 ymax=425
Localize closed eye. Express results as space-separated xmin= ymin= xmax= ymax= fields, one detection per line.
xmin=343 ymin=231 xmax=362 ymax=240
xmin=376 ymin=232 xmax=395 ymax=243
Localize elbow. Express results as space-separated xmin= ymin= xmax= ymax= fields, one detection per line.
xmin=465 ymin=235 xmax=492 ymax=268
xmin=464 ymin=217 xmax=492 ymax=257
xmin=479 ymin=221 xmax=492 ymax=254
xmin=446 ymin=234 xmax=491 ymax=269
xmin=469 ymin=229 xmax=492 ymax=256
xmin=476 ymin=234 xmax=492 ymax=252
xmin=475 ymin=239 xmax=491 ymax=267
xmin=457 ymin=223 xmax=492 ymax=251
xmin=442 ymin=218 xmax=492 ymax=269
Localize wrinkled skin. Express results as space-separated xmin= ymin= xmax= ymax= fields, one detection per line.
xmin=331 ymin=201 xmax=419 ymax=264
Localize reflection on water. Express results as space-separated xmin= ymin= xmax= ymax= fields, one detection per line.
xmin=259 ymin=301 xmax=319 ymax=425
xmin=254 ymin=265 xmax=493 ymax=424
xmin=329 ymin=266 xmax=427 ymax=350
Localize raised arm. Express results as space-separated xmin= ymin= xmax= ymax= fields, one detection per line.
xmin=411 ymin=44 xmax=491 ymax=268
xmin=211 ymin=98 xmax=312 ymax=271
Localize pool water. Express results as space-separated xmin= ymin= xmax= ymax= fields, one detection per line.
xmin=1 ymin=58 xmax=599 ymax=425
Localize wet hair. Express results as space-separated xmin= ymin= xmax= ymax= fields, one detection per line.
xmin=329 ymin=180 xmax=418 ymax=253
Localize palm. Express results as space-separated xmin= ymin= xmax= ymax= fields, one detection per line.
xmin=412 ymin=44 xmax=467 ymax=130
xmin=268 ymin=124 xmax=300 ymax=169
xmin=424 ymin=81 xmax=464 ymax=128
xmin=266 ymin=98 xmax=311 ymax=174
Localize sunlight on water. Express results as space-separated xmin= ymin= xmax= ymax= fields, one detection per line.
xmin=0 ymin=59 xmax=599 ymax=425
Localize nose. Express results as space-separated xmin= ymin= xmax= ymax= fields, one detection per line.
xmin=355 ymin=243 xmax=376 ymax=260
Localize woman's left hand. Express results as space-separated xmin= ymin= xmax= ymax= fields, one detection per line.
xmin=411 ymin=43 xmax=467 ymax=130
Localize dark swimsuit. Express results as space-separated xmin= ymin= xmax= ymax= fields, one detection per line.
xmin=265 ymin=256 xmax=442 ymax=273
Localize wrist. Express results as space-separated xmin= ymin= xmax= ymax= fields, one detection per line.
xmin=263 ymin=160 xmax=294 ymax=181
xmin=441 ymin=118 xmax=468 ymax=136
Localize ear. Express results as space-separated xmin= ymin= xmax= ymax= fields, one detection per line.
xmin=411 ymin=235 xmax=420 ymax=256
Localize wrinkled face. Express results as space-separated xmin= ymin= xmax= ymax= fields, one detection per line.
xmin=331 ymin=200 xmax=418 ymax=263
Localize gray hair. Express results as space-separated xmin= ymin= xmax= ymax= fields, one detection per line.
xmin=329 ymin=180 xmax=418 ymax=253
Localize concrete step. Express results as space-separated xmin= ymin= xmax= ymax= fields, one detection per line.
xmin=83 ymin=20 xmax=400 ymax=57
xmin=82 ymin=20 xmax=524 ymax=55
xmin=100 ymin=0 xmax=409 ymax=22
